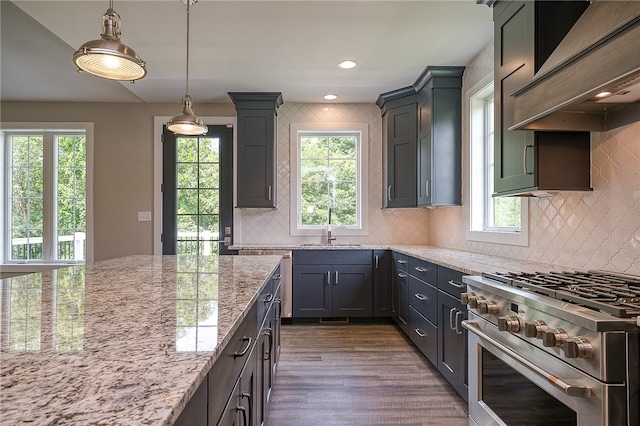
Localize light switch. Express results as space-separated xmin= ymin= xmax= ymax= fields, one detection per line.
xmin=137 ymin=211 xmax=152 ymax=222
xmin=224 ymin=226 xmax=232 ymax=235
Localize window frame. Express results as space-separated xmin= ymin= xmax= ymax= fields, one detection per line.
xmin=289 ymin=122 xmax=369 ymax=237
xmin=466 ymin=83 xmax=529 ymax=246
xmin=1 ymin=122 xmax=94 ymax=270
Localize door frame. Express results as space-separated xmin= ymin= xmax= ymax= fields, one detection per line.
xmin=153 ymin=116 xmax=239 ymax=255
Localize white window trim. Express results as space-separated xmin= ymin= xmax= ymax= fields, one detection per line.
xmin=289 ymin=122 xmax=369 ymax=237
xmin=464 ymin=80 xmax=529 ymax=247
xmin=1 ymin=122 xmax=94 ymax=270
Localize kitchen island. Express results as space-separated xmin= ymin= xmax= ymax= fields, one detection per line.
xmin=0 ymin=254 xmax=282 ymax=425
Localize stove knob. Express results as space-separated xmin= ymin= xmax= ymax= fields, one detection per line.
xmin=564 ymin=337 xmax=594 ymax=359
xmin=461 ymin=292 xmax=476 ymax=305
xmin=478 ymin=299 xmax=499 ymax=315
xmin=497 ymin=316 xmax=520 ymax=333
xmin=524 ymin=320 xmax=548 ymax=339
xmin=541 ymin=328 xmax=568 ymax=348
xmin=469 ymin=295 xmax=485 ymax=309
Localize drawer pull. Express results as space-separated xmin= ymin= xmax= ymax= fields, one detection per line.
xmin=397 ymin=273 xmax=408 ymax=279
xmin=264 ymin=293 xmax=274 ymax=303
xmin=414 ymin=328 xmax=427 ymax=338
xmin=448 ymin=279 xmax=464 ymax=289
xmin=414 ymin=266 xmax=427 ymax=273
xmin=264 ymin=327 xmax=273 ymax=360
xmin=455 ymin=311 xmax=464 ymax=335
xmin=414 ymin=293 xmax=428 ymax=302
xmin=397 ymin=259 xmax=408 ymax=264
xmin=233 ymin=336 xmax=252 ymax=358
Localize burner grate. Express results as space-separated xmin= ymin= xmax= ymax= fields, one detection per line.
xmin=483 ymin=271 xmax=640 ymax=318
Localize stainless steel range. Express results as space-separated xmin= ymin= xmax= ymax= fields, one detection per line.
xmin=461 ymin=270 xmax=640 ymax=426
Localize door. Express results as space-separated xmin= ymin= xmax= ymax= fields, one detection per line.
xmin=386 ymin=103 xmax=417 ymax=207
xmin=332 ymin=265 xmax=372 ymax=317
xmin=292 ymin=265 xmax=332 ymax=317
xmin=162 ymin=125 xmax=234 ymax=255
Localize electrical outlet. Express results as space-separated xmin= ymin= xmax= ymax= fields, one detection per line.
xmin=137 ymin=211 xmax=152 ymax=222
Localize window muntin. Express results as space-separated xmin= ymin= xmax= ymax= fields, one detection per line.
xmin=468 ymin=83 xmax=527 ymax=245
xmin=5 ymin=131 xmax=87 ymax=263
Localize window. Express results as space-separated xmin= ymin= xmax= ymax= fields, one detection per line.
xmin=290 ymin=123 xmax=369 ymax=236
xmin=468 ymin=84 xmax=528 ymax=246
xmin=2 ymin=124 xmax=93 ymax=265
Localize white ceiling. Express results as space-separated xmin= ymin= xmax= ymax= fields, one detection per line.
xmin=1 ymin=1 xmax=494 ymax=105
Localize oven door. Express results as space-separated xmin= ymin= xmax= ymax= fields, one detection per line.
xmin=462 ymin=312 xmax=627 ymax=426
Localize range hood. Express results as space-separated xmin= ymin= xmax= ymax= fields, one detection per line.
xmin=511 ymin=1 xmax=640 ymax=132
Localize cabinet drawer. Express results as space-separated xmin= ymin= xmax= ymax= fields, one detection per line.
xmin=257 ymin=267 xmax=278 ymax=326
xmin=408 ymin=276 xmax=437 ymax=325
xmin=408 ymin=257 xmax=437 ymax=285
xmin=392 ymin=252 xmax=409 ymax=272
xmin=293 ymin=250 xmax=371 ymax=265
xmin=438 ymin=267 xmax=465 ymax=299
xmin=209 ymin=305 xmax=258 ymax=424
xmin=408 ymin=306 xmax=437 ymax=365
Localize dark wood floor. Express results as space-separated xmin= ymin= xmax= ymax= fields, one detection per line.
xmin=265 ymin=323 xmax=468 ymax=426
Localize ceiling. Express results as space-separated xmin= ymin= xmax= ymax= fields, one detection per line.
xmin=1 ymin=1 xmax=494 ymax=105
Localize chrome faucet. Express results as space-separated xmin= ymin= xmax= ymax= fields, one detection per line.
xmin=327 ymin=208 xmax=336 ymax=245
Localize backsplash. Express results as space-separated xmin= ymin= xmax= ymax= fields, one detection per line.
xmin=428 ymin=43 xmax=640 ymax=275
xmin=235 ymin=103 xmax=431 ymax=245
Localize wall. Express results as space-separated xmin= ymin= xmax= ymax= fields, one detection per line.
xmin=1 ymin=101 xmax=235 ymax=261
xmin=236 ymin=103 xmax=431 ymax=245
xmin=428 ymin=43 xmax=640 ymax=275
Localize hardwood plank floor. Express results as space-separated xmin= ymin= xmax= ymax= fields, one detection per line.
xmin=265 ymin=323 xmax=468 ymax=426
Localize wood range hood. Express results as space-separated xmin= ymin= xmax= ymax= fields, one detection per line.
xmin=511 ymin=1 xmax=640 ymax=132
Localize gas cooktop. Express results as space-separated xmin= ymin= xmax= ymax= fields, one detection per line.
xmin=482 ymin=270 xmax=640 ymax=318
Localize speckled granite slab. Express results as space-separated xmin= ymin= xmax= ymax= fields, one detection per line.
xmin=0 ymin=254 xmax=281 ymax=425
xmin=231 ymin=243 xmax=573 ymax=275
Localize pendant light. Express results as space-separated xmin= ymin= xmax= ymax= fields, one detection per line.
xmin=167 ymin=0 xmax=208 ymax=136
xmin=73 ymin=0 xmax=146 ymax=81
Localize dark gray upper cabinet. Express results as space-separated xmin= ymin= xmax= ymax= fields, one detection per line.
xmin=493 ymin=1 xmax=591 ymax=197
xmin=228 ymin=92 xmax=283 ymax=208
xmin=378 ymin=66 xmax=464 ymax=207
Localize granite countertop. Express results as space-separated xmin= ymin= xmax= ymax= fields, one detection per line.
xmin=0 ymin=254 xmax=281 ymax=425
xmin=231 ymin=243 xmax=569 ymax=275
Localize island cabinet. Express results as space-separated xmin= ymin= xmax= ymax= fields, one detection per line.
xmin=391 ymin=252 xmax=410 ymax=333
xmin=436 ymin=266 xmax=468 ymax=402
xmin=378 ymin=66 xmax=464 ymax=208
xmin=228 ymin=92 xmax=283 ymax=208
xmin=372 ymin=250 xmax=392 ymax=317
xmin=292 ymin=250 xmax=373 ymax=318
xmin=492 ymin=0 xmax=591 ymax=196
xmin=206 ymin=266 xmax=282 ymax=426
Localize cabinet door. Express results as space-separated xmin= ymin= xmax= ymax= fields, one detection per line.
xmin=386 ymin=103 xmax=417 ymax=207
xmin=236 ymin=110 xmax=276 ymax=208
xmin=258 ymin=303 xmax=275 ymax=426
xmin=494 ymin=1 xmax=536 ymax=194
xmin=372 ymin=250 xmax=392 ymax=317
xmin=332 ymin=265 xmax=372 ymax=317
xmin=417 ymin=89 xmax=433 ymax=206
xmin=292 ymin=265 xmax=331 ymax=317
xmin=437 ymin=290 xmax=467 ymax=402
xmin=394 ymin=270 xmax=409 ymax=334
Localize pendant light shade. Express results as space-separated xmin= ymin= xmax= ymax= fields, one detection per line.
xmin=73 ymin=1 xmax=146 ymax=81
xmin=168 ymin=0 xmax=208 ymax=136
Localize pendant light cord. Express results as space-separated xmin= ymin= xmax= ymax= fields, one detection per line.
xmin=185 ymin=0 xmax=191 ymax=97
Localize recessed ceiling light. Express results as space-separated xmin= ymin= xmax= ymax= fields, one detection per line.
xmin=338 ymin=60 xmax=357 ymax=69
xmin=324 ymin=94 xmax=338 ymax=100
xmin=595 ymin=91 xmax=613 ymax=98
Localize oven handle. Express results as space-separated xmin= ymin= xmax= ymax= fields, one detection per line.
xmin=462 ymin=320 xmax=592 ymax=398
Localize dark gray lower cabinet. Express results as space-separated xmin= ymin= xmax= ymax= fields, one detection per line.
xmin=436 ymin=269 xmax=468 ymax=402
xmin=292 ymin=251 xmax=372 ymax=318
xmin=372 ymin=250 xmax=392 ymax=317
xmin=218 ymin=345 xmax=258 ymax=426
xmin=391 ymin=252 xmax=409 ymax=333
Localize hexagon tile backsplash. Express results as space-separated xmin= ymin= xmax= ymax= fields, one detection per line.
xmin=430 ymin=121 xmax=640 ymax=275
